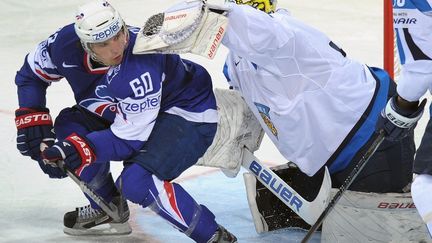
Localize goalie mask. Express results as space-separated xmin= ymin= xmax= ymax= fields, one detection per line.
xmin=74 ymin=0 xmax=128 ymax=61
xmin=226 ymin=0 xmax=277 ymax=13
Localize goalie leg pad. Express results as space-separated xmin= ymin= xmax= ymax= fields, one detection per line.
xmin=197 ymin=89 xmax=264 ymax=177
xmin=322 ymin=189 xmax=428 ymax=242
xmin=244 ymin=163 xmax=325 ymax=232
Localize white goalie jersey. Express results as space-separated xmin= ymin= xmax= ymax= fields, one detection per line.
xmin=393 ymin=0 xmax=432 ymax=102
xmin=223 ymin=4 xmax=377 ymax=176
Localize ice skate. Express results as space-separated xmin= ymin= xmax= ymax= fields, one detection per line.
xmin=207 ymin=225 xmax=237 ymax=243
xmin=63 ymin=196 xmax=131 ymax=236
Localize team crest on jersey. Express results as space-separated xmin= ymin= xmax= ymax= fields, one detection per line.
xmin=254 ymin=102 xmax=278 ymax=139
xmin=79 ymin=85 xmax=117 ymax=121
xmin=107 ymin=65 xmax=121 ymax=84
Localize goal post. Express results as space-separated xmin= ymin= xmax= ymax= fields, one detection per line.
xmin=383 ymin=0 xmax=395 ymax=80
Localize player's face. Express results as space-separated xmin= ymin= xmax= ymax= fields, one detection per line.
xmin=90 ymin=29 xmax=128 ymax=66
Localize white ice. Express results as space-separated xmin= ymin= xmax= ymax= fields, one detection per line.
xmin=0 ymin=0 xmax=428 ymax=242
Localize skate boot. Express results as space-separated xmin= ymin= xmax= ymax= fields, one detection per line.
xmin=207 ymin=225 xmax=238 ymax=243
xmin=63 ymin=196 xmax=131 ymax=236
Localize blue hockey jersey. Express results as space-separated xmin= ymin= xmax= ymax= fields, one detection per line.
xmin=80 ymin=31 xmax=218 ymax=163
xmin=15 ymin=24 xmax=116 ymax=122
xmin=16 ymin=24 xmax=218 ymax=163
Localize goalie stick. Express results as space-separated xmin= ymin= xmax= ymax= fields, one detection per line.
xmin=242 ymin=148 xmax=331 ymax=225
xmin=56 ymin=160 xmax=123 ymax=222
xmin=301 ymin=130 xmax=386 ymax=243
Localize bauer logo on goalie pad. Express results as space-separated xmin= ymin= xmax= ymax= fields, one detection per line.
xmin=377 ymin=202 xmax=416 ymax=209
xmin=249 ymin=160 xmax=303 ymax=212
xmin=207 ymin=26 xmax=225 ymax=59
xmin=164 ymin=13 xmax=187 ymax=21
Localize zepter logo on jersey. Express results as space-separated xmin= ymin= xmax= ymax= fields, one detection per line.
xmin=119 ymin=93 xmax=161 ymax=115
xmin=254 ymin=102 xmax=278 ymax=138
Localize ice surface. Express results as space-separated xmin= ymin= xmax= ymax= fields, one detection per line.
xmin=0 ymin=1 xmax=426 ymax=242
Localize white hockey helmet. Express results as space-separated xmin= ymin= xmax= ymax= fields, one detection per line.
xmin=226 ymin=0 xmax=277 ymax=13
xmin=74 ymin=0 xmax=126 ymax=54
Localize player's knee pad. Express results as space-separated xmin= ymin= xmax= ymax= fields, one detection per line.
xmin=117 ymin=163 xmax=155 ymax=206
xmin=79 ymin=161 xmax=110 ymax=185
xmin=54 ymin=107 xmax=90 ymax=140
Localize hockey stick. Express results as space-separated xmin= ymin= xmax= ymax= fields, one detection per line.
xmin=241 ymin=148 xmax=332 ymax=225
xmin=56 ymin=160 xmax=122 ymax=222
xmin=301 ymin=131 xmax=386 ymax=243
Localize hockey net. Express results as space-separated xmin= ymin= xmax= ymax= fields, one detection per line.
xmin=383 ymin=0 xmax=401 ymax=82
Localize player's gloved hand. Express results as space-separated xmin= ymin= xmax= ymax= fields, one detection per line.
xmin=376 ymin=95 xmax=426 ymax=141
xmin=15 ymin=107 xmax=55 ymax=160
xmin=41 ymin=133 xmax=96 ymax=176
xmin=36 ymin=158 xmax=68 ymax=179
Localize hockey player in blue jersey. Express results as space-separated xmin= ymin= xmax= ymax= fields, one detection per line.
xmin=376 ymin=0 xmax=432 ymax=236
xmin=34 ymin=1 xmax=236 ymax=242
xmin=14 ymin=1 xmax=131 ymax=236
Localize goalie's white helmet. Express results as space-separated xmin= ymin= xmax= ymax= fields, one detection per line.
xmin=226 ymin=0 xmax=277 ymax=13
xmin=74 ymin=0 xmax=126 ymax=56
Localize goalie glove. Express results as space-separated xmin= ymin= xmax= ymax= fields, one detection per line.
xmin=376 ymin=95 xmax=426 ymax=141
xmin=133 ymin=0 xmax=229 ymax=59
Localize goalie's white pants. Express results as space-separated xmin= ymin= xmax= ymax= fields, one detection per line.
xmin=412 ymin=174 xmax=432 ymax=237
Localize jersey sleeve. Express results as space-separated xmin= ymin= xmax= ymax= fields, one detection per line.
xmin=393 ymin=0 xmax=432 ymax=101
xmin=222 ymin=4 xmax=293 ymax=67
xmin=15 ymin=27 xmax=66 ymax=108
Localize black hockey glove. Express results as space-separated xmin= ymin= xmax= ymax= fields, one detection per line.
xmin=15 ymin=107 xmax=55 ymax=160
xmin=42 ymin=133 xmax=96 ymax=177
xmin=376 ymin=95 xmax=426 ymax=141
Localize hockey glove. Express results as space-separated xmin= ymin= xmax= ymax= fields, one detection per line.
xmin=35 ymin=158 xmax=67 ymax=179
xmin=133 ymin=0 xmax=229 ymax=59
xmin=41 ymin=133 xmax=96 ymax=177
xmin=15 ymin=107 xmax=55 ymax=160
xmin=376 ymin=95 xmax=426 ymax=141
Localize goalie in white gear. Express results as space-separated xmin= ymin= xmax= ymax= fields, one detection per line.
xmin=374 ymin=0 xmax=432 ymax=237
xmin=133 ymin=0 xmax=416 ymax=232
xmin=221 ymin=0 xmax=416 ymax=232
xmin=217 ymin=1 xmax=414 ymax=191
